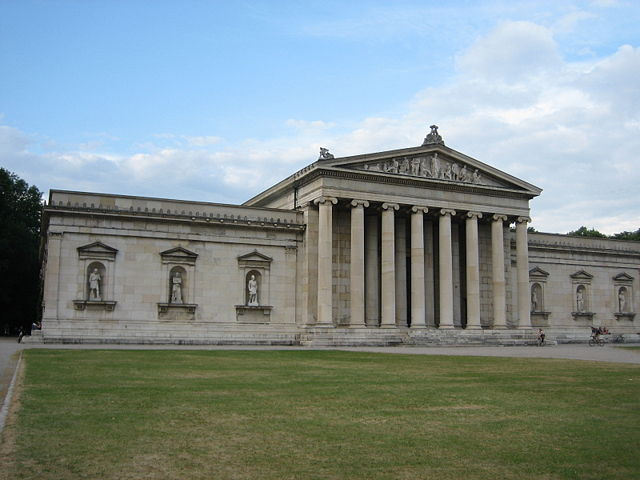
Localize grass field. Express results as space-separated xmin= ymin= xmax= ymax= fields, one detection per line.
xmin=1 ymin=349 xmax=639 ymax=479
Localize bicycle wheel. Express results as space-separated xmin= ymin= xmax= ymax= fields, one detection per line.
xmin=588 ymin=338 xmax=596 ymax=346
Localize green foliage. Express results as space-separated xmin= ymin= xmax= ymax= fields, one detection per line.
xmin=611 ymin=228 xmax=640 ymax=241
xmin=0 ymin=168 xmax=43 ymax=334
xmin=567 ymin=226 xmax=608 ymax=238
xmin=4 ymin=350 xmax=640 ymax=480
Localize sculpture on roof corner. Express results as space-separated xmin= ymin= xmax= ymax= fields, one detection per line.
xmin=318 ymin=147 xmax=335 ymax=160
xmin=422 ymin=124 xmax=444 ymax=146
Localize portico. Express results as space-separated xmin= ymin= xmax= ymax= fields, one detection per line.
xmin=245 ymin=127 xmax=541 ymax=332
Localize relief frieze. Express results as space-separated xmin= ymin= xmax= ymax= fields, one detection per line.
xmin=356 ymin=152 xmax=496 ymax=186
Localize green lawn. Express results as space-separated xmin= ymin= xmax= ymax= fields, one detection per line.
xmin=1 ymin=349 xmax=639 ymax=480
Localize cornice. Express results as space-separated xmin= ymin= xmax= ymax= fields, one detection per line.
xmin=43 ymin=205 xmax=306 ymax=232
xmin=299 ymin=167 xmax=538 ymax=201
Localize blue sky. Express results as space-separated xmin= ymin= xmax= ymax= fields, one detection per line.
xmin=1 ymin=0 xmax=639 ymax=234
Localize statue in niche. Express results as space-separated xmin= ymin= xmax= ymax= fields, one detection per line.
xmin=88 ymin=268 xmax=102 ymax=301
xmin=618 ymin=288 xmax=627 ymax=313
xmin=576 ymin=288 xmax=585 ymax=312
xmin=531 ymin=287 xmax=538 ymax=312
xmin=171 ymin=271 xmax=183 ymax=304
xmin=318 ymin=147 xmax=334 ymax=160
xmin=247 ymin=274 xmax=258 ymax=306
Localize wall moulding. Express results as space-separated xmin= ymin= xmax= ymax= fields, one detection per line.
xmin=73 ymin=300 xmax=117 ymax=312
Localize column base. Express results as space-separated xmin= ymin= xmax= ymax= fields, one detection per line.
xmin=465 ymin=324 xmax=483 ymax=330
xmin=438 ymin=324 xmax=455 ymax=330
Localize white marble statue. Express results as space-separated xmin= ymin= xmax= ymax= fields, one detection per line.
xmin=618 ymin=288 xmax=626 ymax=313
xmin=89 ymin=268 xmax=101 ymax=301
xmin=171 ymin=272 xmax=183 ymax=304
xmin=247 ymin=274 xmax=258 ymax=306
xmin=531 ymin=288 xmax=538 ymax=312
xmin=576 ymin=289 xmax=585 ymax=312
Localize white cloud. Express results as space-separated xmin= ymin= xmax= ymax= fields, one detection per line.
xmin=2 ymin=18 xmax=639 ymax=235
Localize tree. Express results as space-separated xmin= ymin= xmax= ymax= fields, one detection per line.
xmin=567 ymin=226 xmax=608 ymax=238
xmin=611 ymin=228 xmax=640 ymax=241
xmin=0 ymin=168 xmax=43 ymax=335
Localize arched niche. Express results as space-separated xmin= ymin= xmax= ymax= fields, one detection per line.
xmin=613 ymin=272 xmax=635 ymax=321
xmin=236 ymin=250 xmax=273 ymax=323
xmin=245 ymin=270 xmax=262 ymax=306
xmin=86 ymin=261 xmax=106 ymax=301
xmin=570 ymin=270 xmax=594 ymax=323
xmin=158 ymin=247 xmax=198 ymax=316
xmin=73 ymin=241 xmax=118 ymax=311
xmin=169 ymin=266 xmax=187 ymax=304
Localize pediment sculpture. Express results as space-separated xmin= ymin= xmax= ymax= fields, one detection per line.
xmin=356 ymin=152 xmax=486 ymax=185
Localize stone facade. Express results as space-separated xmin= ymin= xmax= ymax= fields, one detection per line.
xmin=39 ymin=133 xmax=640 ymax=345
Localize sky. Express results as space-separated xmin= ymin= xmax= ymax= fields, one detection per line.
xmin=1 ymin=0 xmax=639 ymax=235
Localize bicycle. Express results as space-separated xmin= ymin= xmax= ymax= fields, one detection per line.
xmin=611 ymin=334 xmax=624 ymax=344
xmin=588 ymin=335 xmax=605 ymax=347
xmin=537 ymin=335 xmax=545 ymax=347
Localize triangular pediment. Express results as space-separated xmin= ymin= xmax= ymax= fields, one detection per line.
xmin=318 ymin=144 xmax=541 ymax=195
xmin=570 ymin=270 xmax=593 ymax=280
xmin=529 ymin=266 xmax=549 ymax=278
xmin=613 ymin=272 xmax=634 ymax=282
xmin=160 ymin=247 xmax=198 ymax=262
xmin=237 ymin=250 xmax=273 ymax=263
xmin=77 ymin=242 xmax=118 ymax=260
xmin=78 ymin=241 xmax=118 ymax=254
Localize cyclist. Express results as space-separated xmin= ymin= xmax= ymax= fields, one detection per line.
xmin=537 ymin=328 xmax=545 ymax=346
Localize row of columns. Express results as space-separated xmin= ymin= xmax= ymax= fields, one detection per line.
xmin=313 ymin=196 xmax=532 ymax=329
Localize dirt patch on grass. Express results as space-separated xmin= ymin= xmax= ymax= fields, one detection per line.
xmin=0 ymin=358 xmax=24 ymax=480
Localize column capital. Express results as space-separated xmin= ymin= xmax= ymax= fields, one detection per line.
xmin=439 ymin=208 xmax=456 ymax=217
xmin=382 ymin=202 xmax=400 ymax=211
xmin=313 ymin=196 xmax=338 ymax=206
xmin=411 ymin=205 xmax=429 ymax=214
xmin=516 ymin=216 xmax=531 ymax=224
xmin=492 ymin=214 xmax=508 ymax=222
xmin=350 ymin=199 xmax=370 ymax=208
xmin=466 ymin=211 xmax=483 ymax=219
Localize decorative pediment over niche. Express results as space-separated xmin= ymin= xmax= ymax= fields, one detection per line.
xmin=77 ymin=241 xmax=118 ymax=260
xmin=529 ymin=266 xmax=549 ymax=280
xmin=160 ymin=247 xmax=198 ymax=265
xmin=613 ymin=272 xmax=634 ymax=283
xmin=570 ymin=270 xmax=593 ymax=281
xmin=238 ymin=250 xmax=273 ymax=269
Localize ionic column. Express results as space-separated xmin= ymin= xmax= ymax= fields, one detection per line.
xmin=516 ymin=216 xmax=532 ymax=329
xmin=411 ymin=206 xmax=429 ymax=328
xmin=381 ymin=203 xmax=399 ymax=327
xmin=350 ymin=200 xmax=369 ymax=327
xmin=491 ymin=214 xmax=508 ymax=329
xmin=314 ymin=196 xmax=338 ymax=326
xmin=300 ymin=203 xmax=319 ymax=325
xmin=438 ymin=208 xmax=456 ymax=329
xmin=465 ymin=212 xmax=483 ymax=329
xmin=365 ymin=214 xmax=380 ymax=326
xmin=395 ymin=216 xmax=407 ymax=326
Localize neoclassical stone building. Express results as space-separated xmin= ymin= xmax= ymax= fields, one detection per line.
xmin=38 ymin=127 xmax=640 ymax=344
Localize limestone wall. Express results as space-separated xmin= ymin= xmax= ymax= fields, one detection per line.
xmin=524 ymin=233 xmax=640 ymax=331
xmin=41 ymin=192 xmax=304 ymax=343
